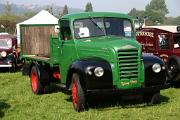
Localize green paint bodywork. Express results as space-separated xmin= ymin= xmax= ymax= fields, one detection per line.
xmin=21 ymin=12 xmax=145 ymax=89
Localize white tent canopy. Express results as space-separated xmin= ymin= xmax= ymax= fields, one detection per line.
xmin=16 ymin=10 xmax=59 ymax=45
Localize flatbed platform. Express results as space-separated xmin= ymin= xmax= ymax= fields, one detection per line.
xmin=23 ymin=55 xmax=50 ymax=62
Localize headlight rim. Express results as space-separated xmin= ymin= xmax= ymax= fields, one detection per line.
xmin=1 ymin=51 xmax=7 ymax=57
xmin=94 ymin=67 xmax=104 ymax=77
xmin=152 ymin=63 xmax=161 ymax=73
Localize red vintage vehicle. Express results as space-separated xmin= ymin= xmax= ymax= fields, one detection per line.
xmin=136 ymin=26 xmax=180 ymax=83
xmin=0 ymin=33 xmax=20 ymax=71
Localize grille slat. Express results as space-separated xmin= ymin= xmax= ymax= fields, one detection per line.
xmin=120 ymin=66 xmax=138 ymax=70
xmin=118 ymin=49 xmax=139 ymax=80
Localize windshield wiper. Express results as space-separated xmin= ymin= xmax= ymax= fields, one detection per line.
xmin=88 ymin=16 xmax=106 ymax=36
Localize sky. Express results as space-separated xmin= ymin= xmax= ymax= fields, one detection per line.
xmin=0 ymin=0 xmax=180 ymax=17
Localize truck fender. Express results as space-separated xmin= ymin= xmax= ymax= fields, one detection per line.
xmin=66 ymin=61 xmax=87 ymax=90
xmin=66 ymin=59 xmax=112 ymax=90
xmin=142 ymin=54 xmax=165 ymax=69
xmin=29 ymin=62 xmax=50 ymax=83
xmin=142 ymin=54 xmax=166 ymax=87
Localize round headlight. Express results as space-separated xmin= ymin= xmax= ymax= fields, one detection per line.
xmin=152 ymin=63 xmax=161 ymax=73
xmin=94 ymin=67 xmax=104 ymax=77
xmin=1 ymin=51 xmax=7 ymax=57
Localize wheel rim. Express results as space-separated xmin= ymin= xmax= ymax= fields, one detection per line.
xmin=169 ymin=61 xmax=178 ymax=77
xmin=31 ymin=70 xmax=38 ymax=92
xmin=72 ymin=80 xmax=78 ymax=108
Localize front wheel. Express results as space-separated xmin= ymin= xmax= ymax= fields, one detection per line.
xmin=143 ymin=91 xmax=160 ymax=104
xmin=30 ymin=66 xmax=44 ymax=94
xmin=167 ymin=59 xmax=180 ymax=81
xmin=71 ymin=73 xmax=87 ymax=112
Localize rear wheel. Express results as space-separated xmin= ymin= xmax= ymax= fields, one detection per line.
xmin=71 ymin=73 xmax=87 ymax=112
xmin=30 ymin=66 xmax=44 ymax=94
xmin=143 ymin=91 xmax=160 ymax=104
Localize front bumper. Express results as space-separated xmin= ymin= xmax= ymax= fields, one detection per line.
xmin=86 ymin=83 xmax=170 ymax=95
xmin=0 ymin=64 xmax=12 ymax=67
xmin=0 ymin=54 xmax=15 ymax=68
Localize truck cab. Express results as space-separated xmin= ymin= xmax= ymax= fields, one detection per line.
xmin=136 ymin=26 xmax=180 ymax=82
xmin=21 ymin=12 xmax=169 ymax=112
xmin=0 ymin=33 xmax=19 ymax=71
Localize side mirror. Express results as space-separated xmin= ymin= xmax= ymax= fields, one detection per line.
xmin=54 ymin=25 xmax=60 ymax=33
xmin=134 ymin=19 xmax=143 ymax=30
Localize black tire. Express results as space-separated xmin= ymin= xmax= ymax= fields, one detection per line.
xmin=143 ymin=91 xmax=160 ymax=104
xmin=9 ymin=63 xmax=16 ymax=73
xmin=167 ymin=57 xmax=180 ymax=81
xmin=30 ymin=66 xmax=44 ymax=94
xmin=71 ymin=73 xmax=87 ymax=112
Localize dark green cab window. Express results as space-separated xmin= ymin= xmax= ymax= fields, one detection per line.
xmin=60 ymin=20 xmax=72 ymax=40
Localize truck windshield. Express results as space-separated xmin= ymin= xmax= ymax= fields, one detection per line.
xmin=0 ymin=39 xmax=12 ymax=49
xmin=74 ymin=17 xmax=133 ymax=39
xmin=174 ymin=34 xmax=180 ymax=49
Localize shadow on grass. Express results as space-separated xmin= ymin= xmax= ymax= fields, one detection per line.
xmin=66 ymin=94 xmax=170 ymax=110
xmin=0 ymin=99 xmax=11 ymax=118
xmin=0 ymin=67 xmax=21 ymax=73
xmin=44 ymin=83 xmax=70 ymax=95
xmin=40 ymin=83 xmax=170 ymax=110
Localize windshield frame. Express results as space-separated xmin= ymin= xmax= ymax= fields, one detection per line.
xmin=73 ymin=17 xmax=134 ymax=39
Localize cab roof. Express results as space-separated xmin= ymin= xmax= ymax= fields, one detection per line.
xmin=60 ymin=12 xmax=133 ymax=21
xmin=144 ymin=26 xmax=179 ymax=33
xmin=0 ymin=33 xmax=16 ymax=39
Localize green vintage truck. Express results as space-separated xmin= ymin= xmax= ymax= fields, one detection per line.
xmin=20 ymin=12 xmax=169 ymax=112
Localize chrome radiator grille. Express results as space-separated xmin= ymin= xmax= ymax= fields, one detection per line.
xmin=118 ymin=49 xmax=139 ymax=80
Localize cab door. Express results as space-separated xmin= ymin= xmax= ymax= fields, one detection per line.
xmin=59 ymin=20 xmax=77 ymax=83
xmin=157 ymin=32 xmax=172 ymax=62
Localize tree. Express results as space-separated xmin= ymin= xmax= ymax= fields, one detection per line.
xmin=128 ymin=0 xmax=169 ymax=26
xmin=145 ymin=0 xmax=169 ymax=25
xmin=46 ymin=4 xmax=54 ymax=15
xmin=60 ymin=4 xmax=68 ymax=17
xmin=4 ymin=1 xmax=12 ymax=15
xmin=128 ymin=8 xmax=145 ymax=19
xmin=85 ymin=2 xmax=93 ymax=12
xmin=145 ymin=0 xmax=169 ymax=15
xmin=165 ymin=16 xmax=180 ymax=25
xmin=0 ymin=2 xmax=20 ymax=34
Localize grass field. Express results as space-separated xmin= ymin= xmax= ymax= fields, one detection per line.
xmin=0 ymin=72 xmax=180 ymax=120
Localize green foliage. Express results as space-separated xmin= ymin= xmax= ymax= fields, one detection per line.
xmin=22 ymin=12 xmax=37 ymax=21
xmin=128 ymin=0 xmax=171 ymax=26
xmin=60 ymin=5 xmax=68 ymax=17
xmin=144 ymin=10 xmax=165 ymax=26
xmin=145 ymin=0 xmax=169 ymax=15
xmin=145 ymin=0 xmax=168 ymax=25
xmin=128 ymin=8 xmax=146 ymax=23
xmin=0 ymin=72 xmax=180 ymax=119
xmin=0 ymin=2 xmax=22 ymax=34
xmin=0 ymin=13 xmax=21 ymax=34
xmin=165 ymin=16 xmax=180 ymax=25
xmin=85 ymin=2 xmax=93 ymax=12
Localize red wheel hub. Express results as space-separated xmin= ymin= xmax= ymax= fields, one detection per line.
xmin=72 ymin=80 xmax=78 ymax=108
xmin=31 ymin=70 xmax=38 ymax=92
